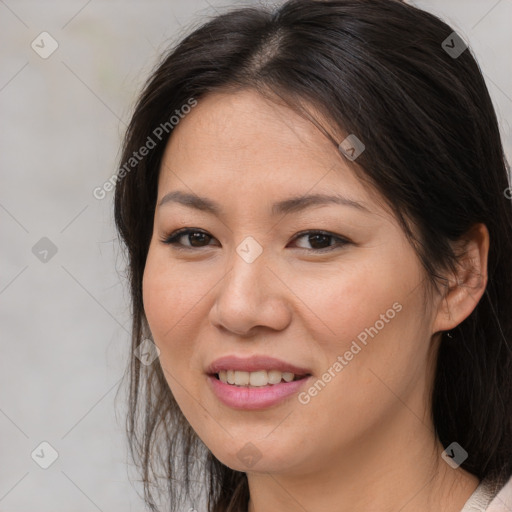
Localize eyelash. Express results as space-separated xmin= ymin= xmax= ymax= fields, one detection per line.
xmin=160 ymin=228 xmax=351 ymax=253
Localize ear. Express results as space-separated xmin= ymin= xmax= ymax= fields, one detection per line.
xmin=432 ymin=223 xmax=489 ymax=333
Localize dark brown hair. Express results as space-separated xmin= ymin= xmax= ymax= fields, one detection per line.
xmin=114 ymin=1 xmax=512 ymax=510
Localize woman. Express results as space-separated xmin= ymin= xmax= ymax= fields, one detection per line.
xmin=114 ymin=0 xmax=512 ymax=510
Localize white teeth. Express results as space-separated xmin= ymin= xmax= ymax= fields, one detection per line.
xmin=217 ymin=369 xmax=301 ymax=386
xmin=267 ymin=370 xmax=282 ymax=385
xmin=234 ymin=370 xmax=250 ymax=386
xmin=249 ymin=370 xmax=267 ymax=387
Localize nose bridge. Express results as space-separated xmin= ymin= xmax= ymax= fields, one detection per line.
xmin=224 ymin=235 xmax=269 ymax=303
xmin=210 ymin=235 xmax=291 ymax=334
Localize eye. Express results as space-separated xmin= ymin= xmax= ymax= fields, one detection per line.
xmin=161 ymin=228 xmax=219 ymax=249
xmin=161 ymin=228 xmax=350 ymax=253
xmin=289 ymin=230 xmax=350 ymax=252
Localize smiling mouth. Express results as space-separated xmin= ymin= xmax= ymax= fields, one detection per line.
xmin=213 ymin=369 xmax=311 ymax=387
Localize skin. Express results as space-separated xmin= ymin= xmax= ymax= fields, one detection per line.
xmin=142 ymin=89 xmax=489 ymax=512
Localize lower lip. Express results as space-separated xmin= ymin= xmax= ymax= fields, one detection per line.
xmin=207 ymin=374 xmax=311 ymax=410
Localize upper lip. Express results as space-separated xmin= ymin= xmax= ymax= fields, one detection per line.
xmin=206 ymin=355 xmax=312 ymax=376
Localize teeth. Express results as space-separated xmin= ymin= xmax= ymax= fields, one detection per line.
xmin=217 ymin=369 xmax=300 ymax=386
xmin=235 ymin=370 xmax=250 ymax=386
xmin=267 ymin=370 xmax=282 ymax=385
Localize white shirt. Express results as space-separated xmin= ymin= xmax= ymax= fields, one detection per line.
xmin=460 ymin=475 xmax=512 ymax=512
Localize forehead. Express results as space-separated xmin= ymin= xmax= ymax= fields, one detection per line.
xmin=157 ymin=89 xmax=386 ymax=215
xmin=167 ymin=89 xmax=335 ymax=160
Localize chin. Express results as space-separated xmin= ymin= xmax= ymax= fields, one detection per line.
xmin=204 ymin=435 xmax=307 ymax=475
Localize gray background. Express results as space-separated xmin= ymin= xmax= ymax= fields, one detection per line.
xmin=0 ymin=1 xmax=510 ymax=511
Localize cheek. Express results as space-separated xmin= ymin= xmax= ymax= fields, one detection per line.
xmin=292 ymin=247 xmax=428 ymax=392
xmin=294 ymin=256 xmax=429 ymax=431
xmin=141 ymin=248 xmax=204 ymax=375
xmin=290 ymin=255 xmax=411 ymax=359
xmin=142 ymin=249 xmax=209 ymax=422
xmin=142 ymin=247 xmax=206 ymax=338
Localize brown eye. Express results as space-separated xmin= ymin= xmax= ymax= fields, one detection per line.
xmin=162 ymin=228 xmax=218 ymax=249
xmin=186 ymin=231 xmax=212 ymax=247
xmin=290 ymin=231 xmax=350 ymax=252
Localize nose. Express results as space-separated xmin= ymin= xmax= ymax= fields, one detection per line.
xmin=208 ymin=248 xmax=292 ymax=337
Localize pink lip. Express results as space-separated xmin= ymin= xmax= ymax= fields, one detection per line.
xmin=205 ymin=355 xmax=312 ymax=410
xmin=207 ymin=375 xmax=312 ymax=410
xmin=206 ymin=355 xmax=311 ymax=375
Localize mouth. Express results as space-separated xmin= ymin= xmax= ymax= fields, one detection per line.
xmin=211 ymin=369 xmax=311 ymax=387
xmin=205 ymin=355 xmax=313 ymax=410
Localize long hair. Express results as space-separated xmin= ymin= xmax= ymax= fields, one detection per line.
xmin=114 ymin=1 xmax=512 ymax=510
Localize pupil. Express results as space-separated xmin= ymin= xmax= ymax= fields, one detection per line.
xmin=309 ymin=234 xmax=330 ymax=249
xmin=190 ymin=232 xmax=209 ymax=247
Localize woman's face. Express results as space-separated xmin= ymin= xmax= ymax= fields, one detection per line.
xmin=142 ymin=89 xmax=442 ymax=475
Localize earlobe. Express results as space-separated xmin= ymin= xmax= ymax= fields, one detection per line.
xmin=432 ymin=223 xmax=489 ymax=333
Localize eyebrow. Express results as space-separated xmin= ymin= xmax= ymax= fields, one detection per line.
xmin=158 ymin=190 xmax=372 ymax=216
